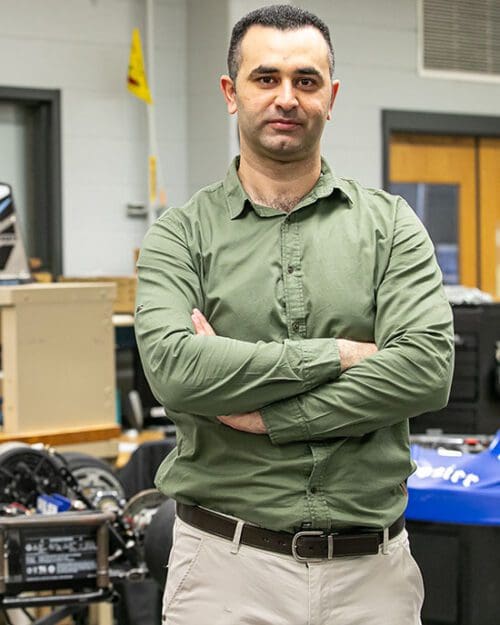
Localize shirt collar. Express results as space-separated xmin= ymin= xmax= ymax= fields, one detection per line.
xmin=222 ymin=156 xmax=354 ymax=220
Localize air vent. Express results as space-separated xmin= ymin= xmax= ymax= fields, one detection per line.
xmin=419 ymin=0 xmax=500 ymax=82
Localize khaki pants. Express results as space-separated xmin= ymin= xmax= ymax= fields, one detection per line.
xmin=162 ymin=517 xmax=424 ymax=625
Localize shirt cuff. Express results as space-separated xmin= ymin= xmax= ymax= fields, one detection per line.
xmin=261 ymin=396 xmax=307 ymax=445
xmin=298 ymin=337 xmax=341 ymax=389
xmin=262 ymin=338 xmax=340 ymax=445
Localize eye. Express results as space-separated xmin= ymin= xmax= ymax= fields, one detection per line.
xmin=257 ymin=76 xmax=276 ymax=86
xmin=297 ymin=78 xmax=317 ymax=88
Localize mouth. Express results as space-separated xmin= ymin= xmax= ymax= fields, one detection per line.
xmin=267 ymin=119 xmax=302 ymax=131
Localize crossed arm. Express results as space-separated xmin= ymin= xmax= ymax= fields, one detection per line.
xmin=190 ymin=308 xmax=377 ymax=434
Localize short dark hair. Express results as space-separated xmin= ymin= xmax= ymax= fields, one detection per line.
xmin=227 ymin=4 xmax=334 ymax=82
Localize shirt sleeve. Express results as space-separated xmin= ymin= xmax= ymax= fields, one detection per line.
xmin=135 ymin=214 xmax=341 ymax=418
xmin=261 ymin=198 xmax=455 ymax=444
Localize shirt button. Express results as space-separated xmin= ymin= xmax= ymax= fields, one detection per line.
xmin=292 ymin=321 xmax=300 ymax=332
xmin=287 ymin=265 xmax=294 ymax=274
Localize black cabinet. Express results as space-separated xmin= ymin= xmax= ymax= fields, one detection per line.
xmin=412 ymin=303 xmax=500 ymax=434
xmin=408 ymin=520 xmax=500 ymax=625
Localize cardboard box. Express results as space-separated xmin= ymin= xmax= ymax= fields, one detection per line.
xmin=59 ymin=276 xmax=137 ymax=314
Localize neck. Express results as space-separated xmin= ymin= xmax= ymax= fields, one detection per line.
xmin=237 ymin=149 xmax=322 ymax=212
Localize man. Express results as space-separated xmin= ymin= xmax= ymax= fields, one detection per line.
xmin=135 ymin=5 xmax=454 ymax=624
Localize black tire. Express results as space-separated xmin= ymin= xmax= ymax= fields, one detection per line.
xmin=0 ymin=444 xmax=65 ymax=506
xmin=62 ymin=452 xmax=125 ymax=503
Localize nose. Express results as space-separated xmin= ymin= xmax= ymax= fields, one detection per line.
xmin=274 ymin=81 xmax=298 ymax=111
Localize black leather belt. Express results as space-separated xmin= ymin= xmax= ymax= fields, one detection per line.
xmin=177 ymin=503 xmax=405 ymax=562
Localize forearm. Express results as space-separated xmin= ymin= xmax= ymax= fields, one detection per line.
xmin=135 ymin=321 xmax=341 ymax=416
xmin=136 ymin=309 xmax=374 ymax=418
xmin=261 ymin=328 xmax=454 ymax=443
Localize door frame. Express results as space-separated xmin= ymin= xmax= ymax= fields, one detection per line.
xmin=382 ymin=110 xmax=500 ymax=189
xmin=0 ymin=86 xmax=62 ymax=275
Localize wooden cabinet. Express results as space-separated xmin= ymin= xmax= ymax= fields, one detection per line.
xmin=0 ymin=283 xmax=120 ymax=443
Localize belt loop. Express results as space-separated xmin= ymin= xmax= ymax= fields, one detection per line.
xmin=230 ymin=519 xmax=245 ymax=554
xmin=327 ymin=534 xmax=334 ymax=559
xmin=382 ymin=527 xmax=389 ymax=555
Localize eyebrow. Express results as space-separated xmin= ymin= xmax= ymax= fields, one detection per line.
xmin=248 ymin=65 xmax=322 ymax=78
xmin=248 ymin=65 xmax=279 ymax=77
xmin=294 ymin=67 xmax=322 ymax=77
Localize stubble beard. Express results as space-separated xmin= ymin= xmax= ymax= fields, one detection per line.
xmin=260 ymin=132 xmax=317 ymax=163
xmin=245 ymin=125 xmax=312 ymax=163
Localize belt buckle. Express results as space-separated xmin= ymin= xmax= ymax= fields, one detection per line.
xmin=291 ymin=530 xmax=329 ymax=563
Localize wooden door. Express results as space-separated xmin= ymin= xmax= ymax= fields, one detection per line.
xmin=478 ymin=138 xmax=500 ymax=298
xmin=389 ymin=134 xmax=478 ymax=288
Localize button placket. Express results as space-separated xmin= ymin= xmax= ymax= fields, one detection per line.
xmin=281 ymin=219 xmax=306 ymax=338
xmin=307 ymin=443 xmax=331 ymax=526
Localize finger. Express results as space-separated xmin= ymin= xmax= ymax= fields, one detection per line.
xmin=200 ymin=319 xmax=215 ymax=336
xmin=193 ymin=309 xmax=216 ymax=336
xmin=191 ymin=313 xmax=206 ymax=335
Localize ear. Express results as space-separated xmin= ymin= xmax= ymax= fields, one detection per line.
xmin=326 ymin=80 xmax=340 ymax=121
xmin=220 ymin=75 xmax=238 ymax=115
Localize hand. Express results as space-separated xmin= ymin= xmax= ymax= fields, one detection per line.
xmin=217 ymin=411 xmax=267 ymax=434
xmin=191 ymin=309 xmax=267 ymax=435
xmin=191 ymin=308 xmax=216 ymax=336
xmin=337 ymin=338 xmax=378 ymax=372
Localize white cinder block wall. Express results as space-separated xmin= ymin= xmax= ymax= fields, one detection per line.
xmin=1 ymin=1 xmax=500 ymax=273
xmin=0 ymin=0 xmax=188 ymax=275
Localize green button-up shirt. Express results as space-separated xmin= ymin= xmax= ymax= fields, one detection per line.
xmin=135 ymin=157 xmax=454 ymax=533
